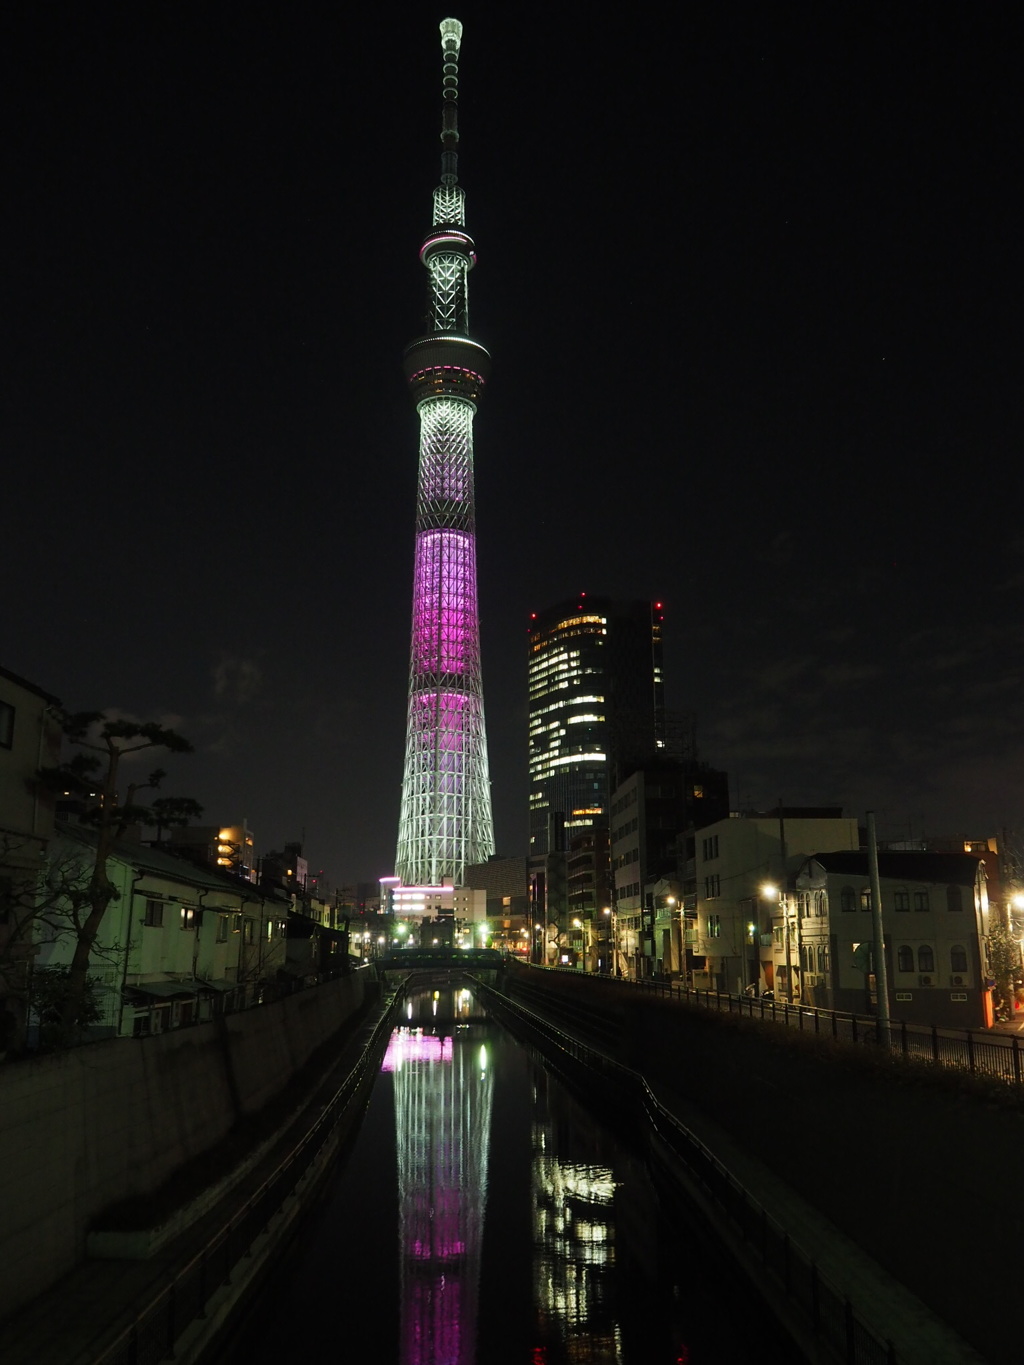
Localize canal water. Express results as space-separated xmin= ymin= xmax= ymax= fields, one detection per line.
xmin=227 ymin=986 xmax=782 ymax=1364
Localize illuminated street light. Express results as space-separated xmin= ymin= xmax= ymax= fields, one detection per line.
xmin=759 ymin=882 xmax=792 ymax=1001
xmin=602 ymin=905 xmax=619 ymax=977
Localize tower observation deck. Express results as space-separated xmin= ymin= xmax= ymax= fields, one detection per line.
xmin=395 ymin=18 xmax=495 ymax=887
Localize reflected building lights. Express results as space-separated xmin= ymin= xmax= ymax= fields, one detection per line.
xmin=531 ymin=1121 xmax=622 ymax=1360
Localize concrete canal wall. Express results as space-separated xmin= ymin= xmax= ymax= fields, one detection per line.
xmin=505 ymin=962 xmax=1024 ymax=1365
xmin=0 ymin=971 xmax=369 ymax=1320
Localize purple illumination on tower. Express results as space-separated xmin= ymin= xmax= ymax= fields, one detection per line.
xmin=396 ymin=18 xmax=494 ymax=886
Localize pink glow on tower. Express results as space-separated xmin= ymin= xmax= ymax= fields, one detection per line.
xmin=396 ymin=18 xmax=494 ymax=886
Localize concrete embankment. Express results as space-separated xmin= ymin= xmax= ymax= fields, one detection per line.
xmin=505 ymin=963 xmax=1020 ymax=1365
xmin=0 ymin=969 xmax=371 ymax=1321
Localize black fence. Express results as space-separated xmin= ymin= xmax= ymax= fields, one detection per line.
xmin=521 ymin=964 xmax=1024 ymax=1090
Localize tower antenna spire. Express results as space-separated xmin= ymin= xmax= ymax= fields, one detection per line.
xmin=439 ymin=17 xmax=462 ymax=188
xmin=395 ymin=19 xmax=494 ymax=888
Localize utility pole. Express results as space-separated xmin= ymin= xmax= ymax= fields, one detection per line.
xmin=866 ymin=811 xmax=891 ymax=1044
xmin=778 ymin=799 xmax=794 ymax=1003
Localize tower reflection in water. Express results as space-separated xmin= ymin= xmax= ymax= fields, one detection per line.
xmin=381 ymin=989 xmax=493 ymax=1365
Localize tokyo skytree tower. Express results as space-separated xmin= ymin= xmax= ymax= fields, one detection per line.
xmin=395 ymin=18 xmax=494 ymax=886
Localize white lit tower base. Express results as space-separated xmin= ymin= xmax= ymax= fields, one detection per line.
xmin=395 ymin=17 xmax=494 ymax=888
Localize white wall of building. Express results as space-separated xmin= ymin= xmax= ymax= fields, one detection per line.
xmin=692 ymin=814 xmax=860 ymax=993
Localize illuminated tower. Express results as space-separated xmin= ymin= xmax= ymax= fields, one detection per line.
xmin=396 ymin=18 xmax=494 ymax=886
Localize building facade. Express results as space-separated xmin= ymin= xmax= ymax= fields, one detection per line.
xmin=689 ymin=808 xmax=860 ymax=993
xmin=464 ymin=855 xmax=530 ymax=955
xmin=32 ymin=824 xmax=290 ymax=1040
xmin=610 ymin=761 xmax=730 ymax=979
xmin=792 ymin=849 xmax=991 ymax=1028
xmin=528 ymin=597 xmax=666 ymax=860
xmin=162 ymin=820 xmax=256 ymax=881
xmin=395 ymin=18 xmax=494 ymax=888
xmin=528 ymin=596 xmax=666 ymax=952
xmin=0 ymin=666 xmax=63 ymax=1049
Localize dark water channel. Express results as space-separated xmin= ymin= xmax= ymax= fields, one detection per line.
xmin=227 ymin=986 xmax=780 ymax=1364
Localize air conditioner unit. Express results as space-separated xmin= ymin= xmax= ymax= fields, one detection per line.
xmin=919 ymin=974 xmax=933 ymax=986
xmin=950 ymin=975 xmax=965 ymax=987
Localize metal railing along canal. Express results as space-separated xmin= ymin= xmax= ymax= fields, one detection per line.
xmin=479 ymin=979 xmax=898 ymax=1365
xmin=521 ymin=964 xmax=1024 ymax=1089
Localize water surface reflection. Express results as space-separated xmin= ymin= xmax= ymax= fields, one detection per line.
xmin=384 ymin=989 xmax=493 ymax=1364
xmin=229 ymin=985 xmax=770 ymax=1364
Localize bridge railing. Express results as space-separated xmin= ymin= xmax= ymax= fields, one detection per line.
xmin=514 ymin=963 xmax=1024 ymax=1089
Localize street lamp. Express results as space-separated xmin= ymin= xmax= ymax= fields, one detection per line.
xmin=665 ymin=896 xmax=676 ymax=980
xmin=602 ymin=905 xmax=619 ymax=977
xmin=761 ymin=882 xmax=793 ymax=1003
xmin=747 ymin=920 xmax=758 ymax=995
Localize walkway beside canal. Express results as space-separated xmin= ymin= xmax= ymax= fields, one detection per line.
xmin=504 ymin=960 xmax=1018 ymax=1365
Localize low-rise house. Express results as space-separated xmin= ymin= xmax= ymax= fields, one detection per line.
xmin=33 ymin=824 xmax=290 ymax=1040
xmin=690 ymin=808 xmax=860 ymax=993
xmin=0 ymin=666 xmax=63 ymax=1050
xmin=793 ymin=849 xmax=990 ymax=1028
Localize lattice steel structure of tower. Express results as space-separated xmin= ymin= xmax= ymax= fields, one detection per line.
xmin=395 ymin=18 xmax=495 ymax=887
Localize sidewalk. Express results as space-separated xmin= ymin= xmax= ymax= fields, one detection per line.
xmin=645 ymin=1076 xmax=990 ymax=1365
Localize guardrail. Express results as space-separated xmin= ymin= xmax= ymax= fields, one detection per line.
xmin=479 ymin=979 xmax=898 ymax=1365
xmin=516 ymin=963 xmax=1024 ymax=1089
xmin=90 ymin=985 xmax=404 ymax=1365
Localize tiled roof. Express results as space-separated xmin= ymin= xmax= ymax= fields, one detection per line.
xmin=808 ymin=849 xmax=980 ymax=886
xmin=56 ymin=822 xmax=292 ymax=904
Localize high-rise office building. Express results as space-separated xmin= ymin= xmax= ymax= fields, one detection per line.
xmin=395 ymin=18 xmax=494 ymax=889
xmin=527 ymin=595 xmax=666 ymax=860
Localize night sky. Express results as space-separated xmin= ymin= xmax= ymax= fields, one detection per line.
xmin=4 ymin=5 xmax=1020 ymax=885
